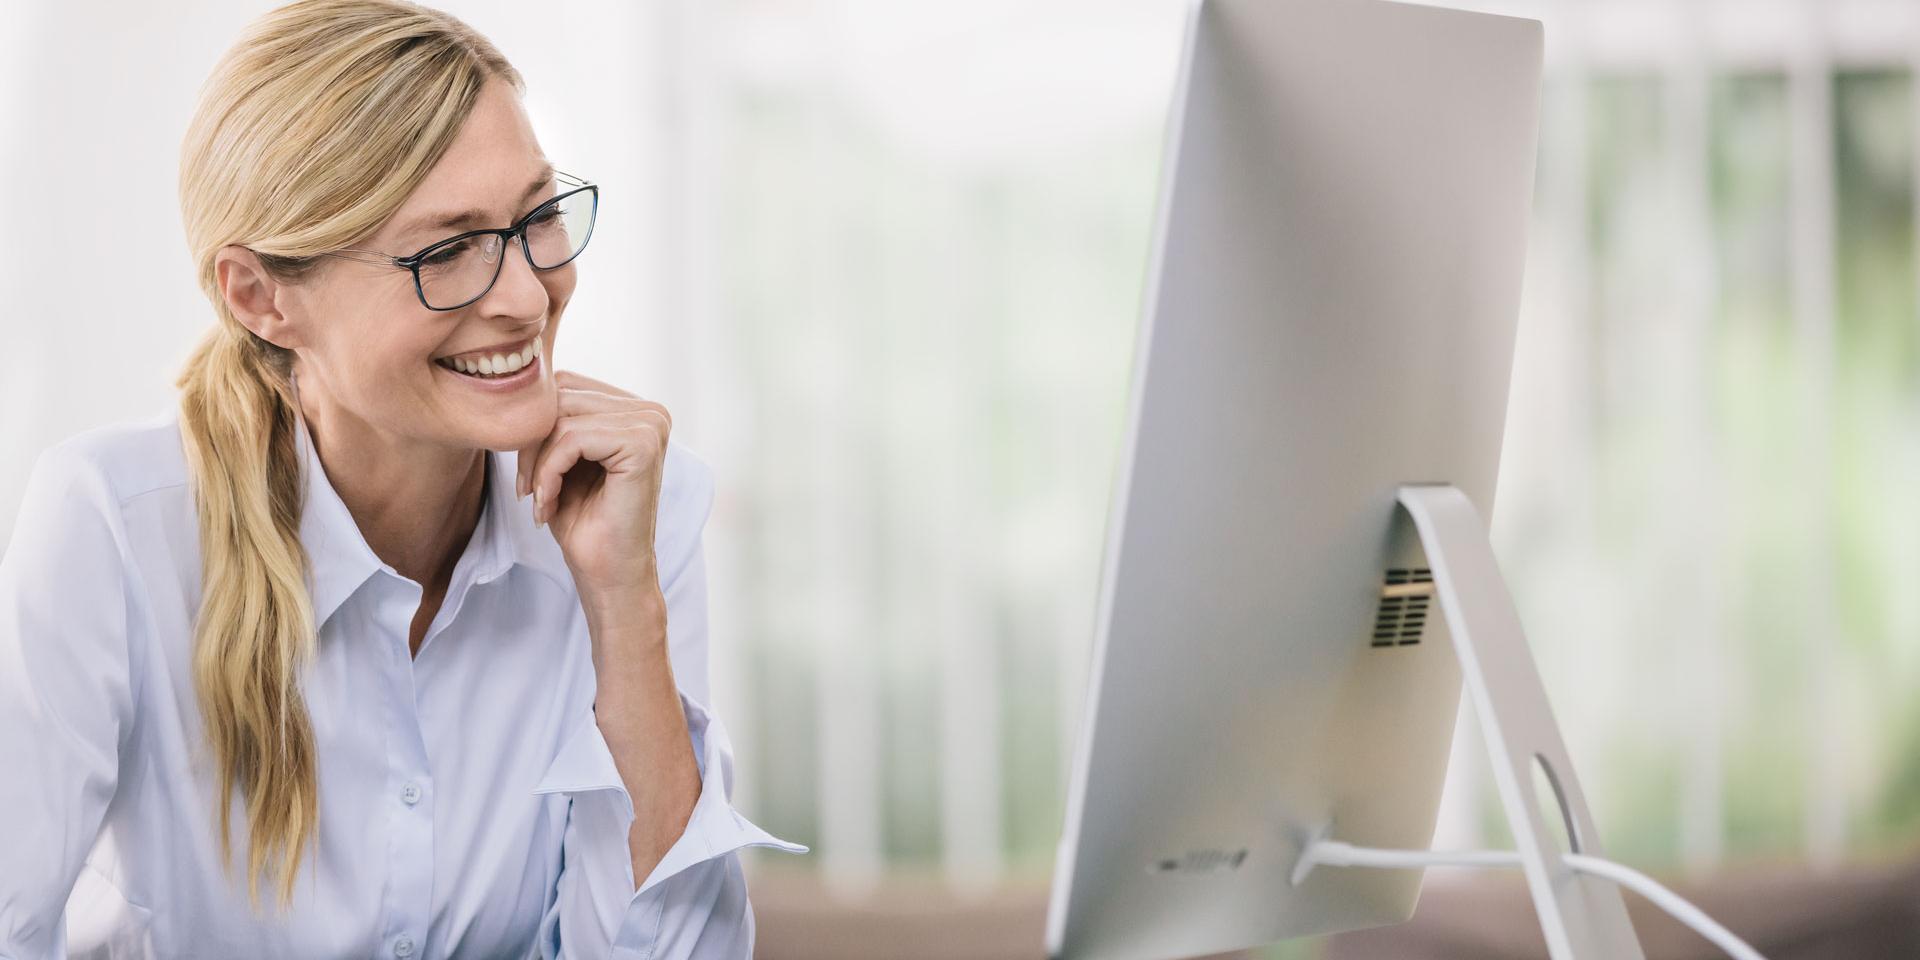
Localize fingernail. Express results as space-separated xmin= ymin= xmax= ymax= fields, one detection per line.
xmin=517 ymin=472 xmax=526 ymax=500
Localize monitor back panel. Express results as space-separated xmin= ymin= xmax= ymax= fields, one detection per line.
xmin=1047 ymin=1 xmax=1543 ymax=957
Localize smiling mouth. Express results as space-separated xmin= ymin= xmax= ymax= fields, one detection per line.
xmin=434 ymin=338 xmax=541 ymax=378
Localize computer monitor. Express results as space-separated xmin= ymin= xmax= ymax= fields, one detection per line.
xmin=1046 ymin=1 xmax=1547 ymax=957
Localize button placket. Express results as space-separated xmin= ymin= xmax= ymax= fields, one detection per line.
xmin=375 ymin=578 xmax=434 ymax=960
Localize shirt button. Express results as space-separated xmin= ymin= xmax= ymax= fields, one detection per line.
xmin=400 ymin=782 xmax=422 ymax=805
xmin=393 ymin=934 xmax=416 ymax=957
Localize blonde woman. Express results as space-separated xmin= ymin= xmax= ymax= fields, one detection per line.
xmin=0 ymin=0 xmax=804 ymax=956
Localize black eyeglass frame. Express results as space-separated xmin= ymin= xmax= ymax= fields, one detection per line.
xmin=318 ymin=169 xmax=599 ymax=311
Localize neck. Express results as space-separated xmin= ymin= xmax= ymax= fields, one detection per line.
xmin=297 ymin=387 xmax=486 ymax=592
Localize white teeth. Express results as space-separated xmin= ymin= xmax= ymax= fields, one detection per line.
xmin=437 ymin=337 xmax=539 ymax=377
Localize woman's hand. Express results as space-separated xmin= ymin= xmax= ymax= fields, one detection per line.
xmin=516 ymin=369 xmax=674 ymax=610
xmin=519 ymin=372 xmax=700 ymax=882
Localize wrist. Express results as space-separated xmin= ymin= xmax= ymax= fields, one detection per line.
xmin=583 ymin=592 xmax=670 ymax=698
xmin=580 ymin=578 xmax=666 ymax=632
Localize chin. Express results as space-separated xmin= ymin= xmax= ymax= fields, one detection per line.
xmin=463 ymin=409 xmax=557 ymax=453
xmin=496 ymin=423 xmax=558 ymax=453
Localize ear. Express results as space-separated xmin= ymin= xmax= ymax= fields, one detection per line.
xmin=214 ymin=245 xmax=307 ymax=350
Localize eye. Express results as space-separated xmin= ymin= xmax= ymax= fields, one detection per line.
xmin=422 ymin=238 xmax=472 ymax=267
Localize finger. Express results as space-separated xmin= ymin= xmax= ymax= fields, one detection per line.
xmin=516 ymin=411 xmax=561 ymax=500
xmin=555 ymin=384 xmax=648 ymax=416
xmin=555 ymin=389 xmax=673 ymax=443
xmin=543 ymin=394 xmax=670 ymax=495
xmin=517 ymin=387 xmax=648 ymax=500
xmin=549 ymin=371 xmax=672 ymax=436
xmin=553 ymin=368 xmax=638 ymax=400
xmin=533 ymin=419 xmax=662 ymax=528
xmin=516 ymin=437 xmax=538 ymax=501
xmin=529 ymin=414 xmax=667 ymax=524
xmin=529 ymin=422 xmax=598 ymax=527
xmin=633 ymin=405 xmax=672 ymax=442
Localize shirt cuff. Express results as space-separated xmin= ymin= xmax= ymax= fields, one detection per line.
xmin=532 ymin=690 xmax=808 ymax=951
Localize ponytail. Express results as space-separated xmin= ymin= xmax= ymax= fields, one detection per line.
xmin=175 ymin=322 xmax=318 ymax=912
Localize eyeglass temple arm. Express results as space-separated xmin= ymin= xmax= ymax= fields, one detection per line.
xmin=321 ymin=250 xmax=397 ymax=265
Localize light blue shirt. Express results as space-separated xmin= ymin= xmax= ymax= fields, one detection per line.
xmin=0 ymin=406 xmax=806 ymax=958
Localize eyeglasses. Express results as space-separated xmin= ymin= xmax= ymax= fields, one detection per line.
xmin=317 ymin=169 xmax=599 ymax=311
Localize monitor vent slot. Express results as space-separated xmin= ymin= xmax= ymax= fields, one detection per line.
xmin=1371 ymin=568 xmax=1434 ymax=647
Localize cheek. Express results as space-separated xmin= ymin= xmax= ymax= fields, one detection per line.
xmin=322 ymin=287 xmax=436 ymax=371
xmin=541 ymin=266 xmax=577 ymax=305
xmin=375 ymin=330 xmax=442 ymax=383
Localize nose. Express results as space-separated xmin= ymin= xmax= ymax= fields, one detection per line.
xmin=477 ymin=232 xmax=549 ymax=317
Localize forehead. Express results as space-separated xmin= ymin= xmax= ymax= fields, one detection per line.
xmin=384 ymin=80 xmax=549 ymax=244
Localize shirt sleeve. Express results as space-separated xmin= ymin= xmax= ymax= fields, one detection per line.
xmin=532 ymin=449 xmax=808 ymax=959
xmin=0 ymin=443 xmax=138 ymax=958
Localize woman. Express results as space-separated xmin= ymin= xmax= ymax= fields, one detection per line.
xmin=0 ymin=1 xmax=804 ymax=956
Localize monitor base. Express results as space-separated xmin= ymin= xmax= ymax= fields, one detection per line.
xmin=1375 ymin=484 xmax=1646 ymax=959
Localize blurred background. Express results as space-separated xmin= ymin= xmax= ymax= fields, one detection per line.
xmin=4 ymin=0 xmax=1920 ymax=956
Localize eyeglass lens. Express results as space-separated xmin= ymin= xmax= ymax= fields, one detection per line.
xmin=417 ymin=188 xmax=596 ymax=309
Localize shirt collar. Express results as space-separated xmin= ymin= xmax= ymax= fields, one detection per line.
xmin=294 ymin=406 xmax=573 ymax=630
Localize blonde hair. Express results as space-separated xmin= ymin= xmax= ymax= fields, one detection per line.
xmin=173 ymin=0 xmax=522 ymax=912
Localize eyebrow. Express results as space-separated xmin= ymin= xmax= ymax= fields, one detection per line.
xmin=399 ymin=163 xmax=557 ymax=239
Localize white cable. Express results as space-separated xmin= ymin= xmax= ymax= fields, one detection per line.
xmin=1299 ymin=840 xmax=1768 ymax=960
xmin=1560 ymin=853 xmax=1764 ymax=960
xmin=1297 ymin=840 xmax=1523 ymax=874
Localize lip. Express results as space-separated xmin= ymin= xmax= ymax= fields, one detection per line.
xmin=434 ymin=349 xmax=542 ymax=393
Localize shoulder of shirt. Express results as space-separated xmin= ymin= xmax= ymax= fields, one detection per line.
xmin=34 ymin=406 xmax=190 ymax=510
xmin=657 ymin=437 xmax=717 ymax=565
xmin=662 ymin=438 xmax=715 ymax=520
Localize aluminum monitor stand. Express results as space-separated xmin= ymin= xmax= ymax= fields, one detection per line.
xmin=1377 ymin=483 xmax=1645 ymax=959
